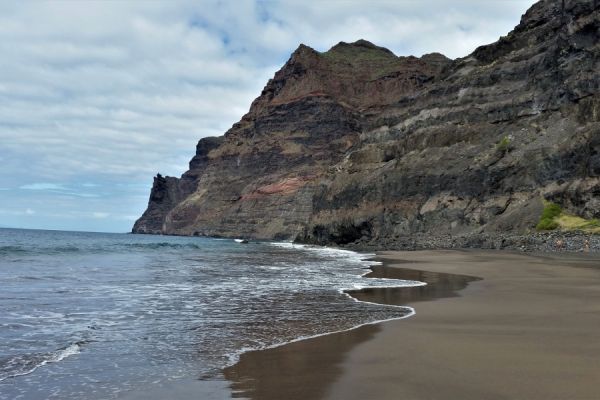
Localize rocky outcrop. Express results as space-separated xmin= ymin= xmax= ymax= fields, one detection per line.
xmin=133 ymin=0 xmax=599 ymax=247
xmin=132 ymin=174 xmax=182 ymax=234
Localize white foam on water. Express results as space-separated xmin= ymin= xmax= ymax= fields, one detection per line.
xmin=52 ymin=343 xmax=81 ymax=362
xmin=2 ymin=233 xmax=425 ymax=396
xmin=0 ymin=343 xmax=81 ymax=382
xmin=270 ymin=241 xmax=376 ymax=260
xmin=223 ymin=243 xmax=425 ymax=370
xmin=223 ymin=305 xmax=417 ymax=370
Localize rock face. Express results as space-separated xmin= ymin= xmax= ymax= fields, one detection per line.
xmin=133 ymin=0 xmax=600 ymax=247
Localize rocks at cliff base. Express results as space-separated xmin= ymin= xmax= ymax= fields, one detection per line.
xmin=345 ymin=231 xmax=600 ymax=253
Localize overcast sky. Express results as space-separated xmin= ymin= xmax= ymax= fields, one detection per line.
xmin=0 ymin=0 xmax=536 ymax=232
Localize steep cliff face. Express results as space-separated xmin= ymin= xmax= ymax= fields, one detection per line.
xmin=133 ymin=36 xmax=449 ymax=239
xmin=133 ymin=0 xmax=599 ymax=246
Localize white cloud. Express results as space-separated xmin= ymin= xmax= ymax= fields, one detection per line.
xmin=0 ymin=0 xmax=537 ymax=232
xmin=92 ymin=212 xmax=110 ymax=218
xmin=0 ymin=208 xmax=37 ymax=216
xmin=18 ymin=182 xmax=100 ymax=198
xmin=20 ymin=183 xmax=67 ymax=191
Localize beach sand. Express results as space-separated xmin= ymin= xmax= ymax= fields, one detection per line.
xmin=225 ymin=250 xmax=600 ymax=400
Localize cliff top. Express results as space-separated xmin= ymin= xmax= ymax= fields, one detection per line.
xmin=243 ymin=39 xmax=451 ymax=115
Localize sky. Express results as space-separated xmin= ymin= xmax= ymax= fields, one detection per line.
xmin=0 ymin=0 xmax=537 ymax=233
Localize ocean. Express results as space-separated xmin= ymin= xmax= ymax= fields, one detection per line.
xmin=0 ymin=228 xmax=420 ymax=399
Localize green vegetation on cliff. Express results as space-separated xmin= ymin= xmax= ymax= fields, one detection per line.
xmin=556 ymin=215 xmax=600 ymax=234
xmin=537 ymin=201 xmax=600 ymax=233
xmin=496 ymin=135 xmax=512 ymax=154
xmin=536 ymin=201 xmax=561 ymax=230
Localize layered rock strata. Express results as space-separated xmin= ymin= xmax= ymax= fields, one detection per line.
xmin=134 ymin=0 xmax=599 ymax=247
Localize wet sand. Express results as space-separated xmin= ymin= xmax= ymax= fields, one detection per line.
xmin=225 ymin=250 xmax=600 ymax=400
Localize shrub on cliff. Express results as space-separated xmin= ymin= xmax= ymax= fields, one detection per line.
xmin=536 ymin=202 xmax=562 ymax=231
xmin=496 ymin=135 xmax=512 ymax=154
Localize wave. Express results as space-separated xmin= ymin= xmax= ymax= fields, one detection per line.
xmin=122 ymin=242 xmax=202 ymax=250
xmin=0 ymin=245 xmax=81 ymax=256
xmin=223 ymin=300 xmax=417 ymax=371
xmin=269 ymin=241 xmax=380 ymax=262
xmin=0 ymin=342 xmax=82 ymax=382
xmin=0 ymin=245 xmax=28 ymax=255
xmin=0 ymin=242 xmax=203 ymax=256
xmin=222 ymin=242 xmax=424 ymax=370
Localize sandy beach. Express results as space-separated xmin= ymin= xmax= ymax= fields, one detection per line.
xmin=225 ymin=250 xmax=600 ymax=400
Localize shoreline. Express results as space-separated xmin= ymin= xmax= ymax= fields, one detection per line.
xmin=130 ymin=228 xmax=600 ymax=254
xmin=122 ymin=242 xmax=430 ymax=400
xmin=222 ymin=250 xmax=484 ymax=399
xmin=224 ymin=249 xmax=600 ymax=400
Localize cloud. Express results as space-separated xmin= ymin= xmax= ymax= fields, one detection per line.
xmin=92 ymin=212 xmax=110 ymax=218
xmin=18 ymin=182 xmax=99 ymax=198
xmin=0 ymin=208 xmax=36 ymax=216
xmin=0 ymin=0 xmax=537 ymax=232
xmin=20 ymin=183 xmax=67 ymax=191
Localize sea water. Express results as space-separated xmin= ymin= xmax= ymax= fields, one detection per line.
xmin=0 ymin=228 xmax=420 ymax=399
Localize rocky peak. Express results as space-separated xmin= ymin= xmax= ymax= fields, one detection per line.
xmin=472 ymin=0 xmax=598 ymax=64
xmin=326 ymin=39 xmax=397 ymax=57
xmin=287 ymin=43 xmax=320 ymax=65
xmin=418 ymin=52 xmax=452 ymax=72
xmin=516 ymin=0 xmax=563 ymax=30
xmin=291 ymin=43 xmax=319 ymax=55
xmin=242 ymin=38 xmax=449 ymax=119
xmin=516 ymin=0 xmax=598 ymax=30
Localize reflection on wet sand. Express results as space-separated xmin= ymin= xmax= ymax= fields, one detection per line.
xmin=348 ymin=265 xmax=480 ymax=307
xmin=224 ymin=323 xmax=380 ymax=400
xmin=223 ymin=262 xmax=479 ymax=400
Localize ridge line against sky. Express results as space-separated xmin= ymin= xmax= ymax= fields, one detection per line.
xmin=0 ymin=0 xmax=536 ymax=232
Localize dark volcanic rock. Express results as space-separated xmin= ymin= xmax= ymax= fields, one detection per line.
xmin=132 ymin=174 xmax=182 ymax=234
xmin=133 ymin=0 xmax=600 ymax=250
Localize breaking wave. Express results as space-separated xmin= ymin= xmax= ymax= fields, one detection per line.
xmin=0 ymin=343 xmax=82 ymax=382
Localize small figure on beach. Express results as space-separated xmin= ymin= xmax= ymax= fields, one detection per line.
xmin=555 ymin=239 xmax=564 ymax=251
xmin=584 ymin=239 xmax=590 ymax=253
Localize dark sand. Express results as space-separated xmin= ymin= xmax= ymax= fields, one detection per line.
xmin=226 ymin=250 xmax=600 ymax=400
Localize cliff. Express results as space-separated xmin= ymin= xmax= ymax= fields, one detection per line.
xmin=133 ymin=0 xmax=600 ymax=248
